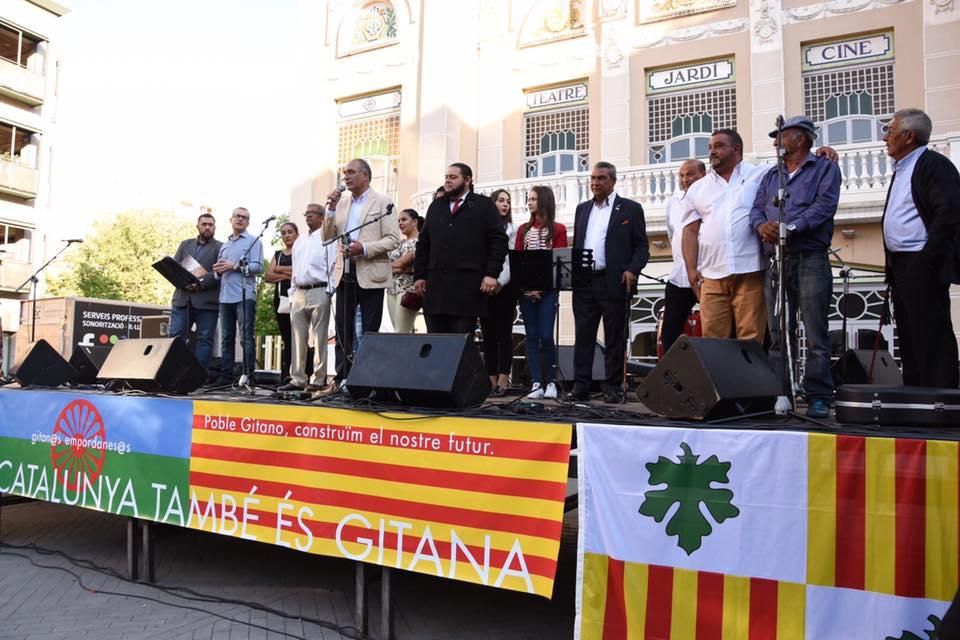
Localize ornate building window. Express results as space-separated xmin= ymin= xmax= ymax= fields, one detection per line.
xmin=524 ymin=106 xmax=590 ymax=178
xmin=803 ymin=64 xmax=895 ymax=146
xmin=337 ymin=92 xmax=401 ymax=204
xmin=647 ymin=87 xmax=736 ymax=163
xmin=801 ymin=32 xmax=895 ymax=146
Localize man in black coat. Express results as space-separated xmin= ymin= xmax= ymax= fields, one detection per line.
xmin=414 ymin=163 xmax=508 ymax=334
xmin=170 ymin=212 xmax=222 ymax=371
xmin=882 ymin=108 xmax=960 ymax=388
xmin=570 ymin=161 xmax=649 ymax=403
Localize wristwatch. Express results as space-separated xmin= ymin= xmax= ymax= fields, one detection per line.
xmin=786 ymin=223 xmax=797 ymax=234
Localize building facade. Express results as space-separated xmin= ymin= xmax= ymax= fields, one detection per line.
xmin=294 ymin=0 xmax=960 ymax=361
xmin=0 ymin=0 xmax=67 ymax=368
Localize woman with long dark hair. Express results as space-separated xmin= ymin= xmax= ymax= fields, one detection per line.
xmin=264 ymin=221 xmax=298 ymax=383
xmin=480 ymin=189 xmax=517 ymax=397
xmin=516 ymin=185 xmax=567 ymax=399
xmin=387 ymin=208 xmax=422 ymax=333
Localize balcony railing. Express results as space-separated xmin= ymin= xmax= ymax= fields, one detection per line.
xmin=412 ymin=135 xmax=959 ymax=232
xmin=0 ymin=156 xmax=38 ymax=198
xmin=0 ymin=58 xmax=44 ymax=106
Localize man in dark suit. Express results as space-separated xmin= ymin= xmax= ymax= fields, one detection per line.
xmin=414 ymin=163 xmax=508 ymax=334
xmin=169 ymin=212 xmax=222 ymax=372
xmin=882 ymin=108 xmax=960 ymax=388
xmin=570 ymin=161 xmax=649 ymax=403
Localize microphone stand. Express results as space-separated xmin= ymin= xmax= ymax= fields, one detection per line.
xmin=829 ymin=247 xmax=852 ymax=353
xmin=233 ymin=219 xmax=271 ymax=394
xmin=17 ymin=240 xmax=78 ymax=343
xmin=323 ymin=204 xmax=394 ymax=382
xmin=773 ymin=115 xmax=795 ymax=415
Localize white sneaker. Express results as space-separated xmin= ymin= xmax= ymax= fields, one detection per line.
xmin=526 ymin=382 xmax=544 ymax=399
xmin=543 ymin=382 xmax=558 ymax=399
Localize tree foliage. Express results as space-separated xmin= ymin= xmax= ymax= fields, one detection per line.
xmin=49 ymin=209 xmax=196 ymax=305
xmin=254 ymin=214 xmax=289 ymax=337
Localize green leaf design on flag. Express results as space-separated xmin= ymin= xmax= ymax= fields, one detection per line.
xmin=885 ymin=614 xmax=942 ymax=640
xmin=638 ymin=442 xmax=740 ymax=555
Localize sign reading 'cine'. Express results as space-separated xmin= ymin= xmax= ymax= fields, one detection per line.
xmin=804 ymin=32 xmax=893 ymax=70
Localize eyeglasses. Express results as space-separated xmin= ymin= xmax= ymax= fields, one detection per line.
xmin=233 ymin=215 xmax=249 ymax=220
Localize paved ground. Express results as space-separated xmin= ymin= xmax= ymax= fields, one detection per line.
xmin=0 ymin=499 xmax=578 ymax=640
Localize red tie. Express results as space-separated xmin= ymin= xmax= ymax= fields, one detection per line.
xmin=451 ymin=198 xmax=462 ymax=214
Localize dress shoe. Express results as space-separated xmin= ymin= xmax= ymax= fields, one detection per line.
xmin=806 ymin=398 xmax=830 ymax=419
xmin=311 ymin=381 xmax=339 ymax=400
xmin=305 ymin=382 xmax=325 ymax=392
xmin=603 ymin=390 xmax=624 ymax=404
xmin=277 ymin=382 xmax=304 ymax=392
xmin=565 ymin=389 xmax=590 ymax=402
xmin=207 ymin=376 xmax=234 ymax=388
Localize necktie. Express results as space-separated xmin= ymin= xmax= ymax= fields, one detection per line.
xmin=451 ymin=198 xmax=462 ymax=214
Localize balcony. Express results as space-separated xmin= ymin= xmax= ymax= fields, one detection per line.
xmin=412 ymin=135 xmax=959 ymax=234
xmin=0 ymin=58 xmax=44 ymax=106
xmin=0 ymin=259 xmax=31 ymax=293
xmin=0 ymin=156 xmax=38 ymax=198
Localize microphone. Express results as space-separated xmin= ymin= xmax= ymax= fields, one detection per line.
xmin=327 ymin=185 xmax=346 ymax=207
xmin=776 ymin=114 xmax=784 ymax=129
xmin=65 ymin=239 xmax=84 ymax=244
xmin=385 ymin=203 xmax=394 ymax=215
xmin=262 ymin=214 xmax=276 ymax=225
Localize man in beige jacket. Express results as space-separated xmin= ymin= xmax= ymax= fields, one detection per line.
xmin=323 ymin=158 xmax=400 ymax=387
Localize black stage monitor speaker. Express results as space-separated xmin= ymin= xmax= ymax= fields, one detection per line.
xmin=14 ymin=339 xmax=77 ymax=387
xmin=69 ymin=345 xmax=113 ymax=385
xmin=637 ymin=335 xmax=781 ymax=420
xmin=346 ymin=333 xmax=491 ymax=408
xmin=97 ymin=337 xmax=206 ymax=394
xmin=832 ymin=348 xmax=902 ymax=387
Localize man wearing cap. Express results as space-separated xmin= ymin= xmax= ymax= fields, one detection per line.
xmin=749 ymin=116 xmax=841 ymax=418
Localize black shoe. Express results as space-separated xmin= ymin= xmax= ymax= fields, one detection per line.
xmin=565 ymin=389 xmax=590 ymax=402
xmin=207 ymin=376 xmax=233 ymax=388
xmin=603 ymin=390 xmax=624 ymax=404
xmin=489 ymin=385 xmax=506 ymax=398
xmin=277 ymin=383 xmax=304 ymax=392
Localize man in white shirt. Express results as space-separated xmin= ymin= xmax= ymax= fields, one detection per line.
xmin=278 ymin=203 xmax=341 ymax=395
xmin=681 ymin=129 xmax=767 ymax=342
xmin=661 ymin=159 xmax=706 ymax=354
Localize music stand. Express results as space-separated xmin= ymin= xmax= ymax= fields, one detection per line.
xmin=509 ymin=248 xmax=592 ymax=391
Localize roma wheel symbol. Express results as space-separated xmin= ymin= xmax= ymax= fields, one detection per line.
xmin=51 ymin=399 xmax=107 ymax=491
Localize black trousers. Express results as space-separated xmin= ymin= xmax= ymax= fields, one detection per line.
xmin=275 ymin=310 xmax=292 ymax=381
xmin=480 ymin=287 xmax=517 ymax=376
xmin=334 ymin=271 xmax=384 ymax=383
xmin=572 ymin=273 xmax=629 ymax=392
xmin=889 ymin=251 xmax=959 ymax=388
xmin=661 ymin=282 xmax=698 ymax=355
xmin=426 ymin=314 xmax=477 ymax=335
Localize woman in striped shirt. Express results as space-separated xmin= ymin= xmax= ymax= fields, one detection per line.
xmin=517 ymin=185 xmax=567 ymax=400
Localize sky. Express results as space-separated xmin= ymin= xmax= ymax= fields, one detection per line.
xmin=50 ymin=0 xmax=312 ymax=236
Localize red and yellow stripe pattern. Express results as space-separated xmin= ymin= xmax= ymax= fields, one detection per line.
xmin=807 ymin=433 xmax=959 ymax=601
xmin=581 ymin=555 xmax=805 ymax=640
xmin=188 ymin=402 xmax=572 ymax=596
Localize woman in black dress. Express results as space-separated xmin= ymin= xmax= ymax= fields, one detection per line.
xmin=265 ymin=222 xmax=298 ymax=383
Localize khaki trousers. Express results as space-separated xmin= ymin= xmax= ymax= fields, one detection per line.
xmin=290 ymin=288 xmax=332 ymax=387
xmin=699 ymin=270 xmax=766 ymax=343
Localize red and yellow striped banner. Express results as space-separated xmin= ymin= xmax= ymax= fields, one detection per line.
xmin=807 ymin=433 xmax=960 ymax=601
xmin=187 ymin=402 xmax=572 ymax=596
xmin=580 ymin=555 xmax=805 ymax=640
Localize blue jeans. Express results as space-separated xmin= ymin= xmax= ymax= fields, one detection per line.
xmin=169 ymin=305 xmax=218 ymax=369
xmin=219 ymin=299 xmax=256 ymax=377
xmin=519 ymin=290 xmax=557 ymax=384
xmin=765 ymin=250 xmax=833 ymax=402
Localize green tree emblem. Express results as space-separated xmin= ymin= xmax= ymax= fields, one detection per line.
xmin=638 ymin=442 xmax=740 ymax=555
xmin=886 ymin=614 xmax=941 ymax=640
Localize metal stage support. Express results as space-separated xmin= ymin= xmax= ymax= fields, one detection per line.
xmin=355 ymin=562 xmax=395 ymax=640
xmin=125 ymin=518 xmax=155 ymax=582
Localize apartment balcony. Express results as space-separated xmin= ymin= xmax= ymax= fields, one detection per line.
xmin=0 ymin=156 xmax=38 ymax=198
xmin=0 ymin=259 xmax=31 ymax=293
xmin=0 ymin=58 xmax=44 ymax=106
xmin=412 ymin=135 xmax=960 ymax=235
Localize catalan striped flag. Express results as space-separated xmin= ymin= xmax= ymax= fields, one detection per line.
xmin=188 ymin=401 xmax=571 ymax=597
xmin=807 ymin=433 xmax=960 ymax=601
xmin=579 ymin=555 xmax=805 ymax=640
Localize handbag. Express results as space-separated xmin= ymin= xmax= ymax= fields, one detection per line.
xmin=400 ymin=290 xmax=423 ymax=311
xmin=276 ymin=295 xmax=290 ymax=314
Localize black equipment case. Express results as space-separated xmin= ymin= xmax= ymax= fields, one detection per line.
xmin=835 ymin=384 xmax=960 ymax=427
